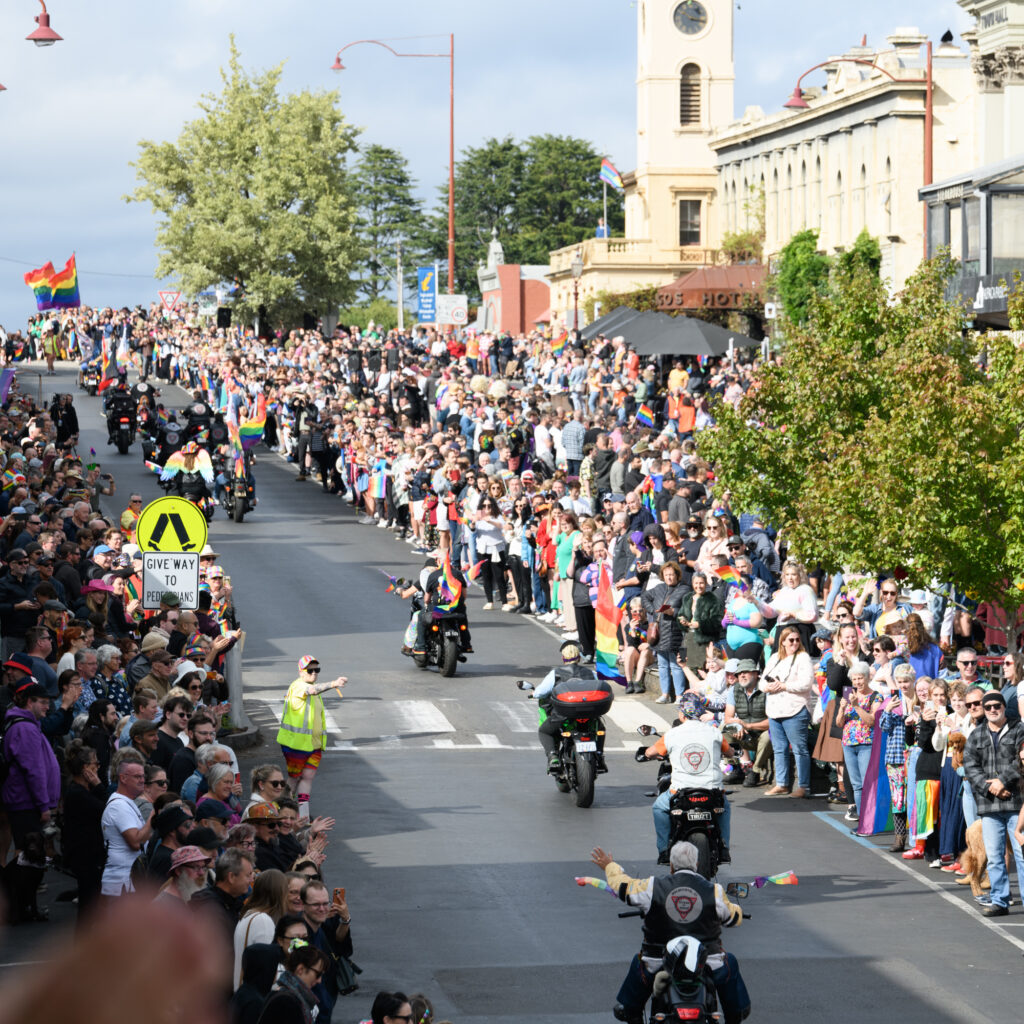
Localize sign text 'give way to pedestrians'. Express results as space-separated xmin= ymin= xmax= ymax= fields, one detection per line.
xmin=142 ymin=552 xmax=200 ymax=610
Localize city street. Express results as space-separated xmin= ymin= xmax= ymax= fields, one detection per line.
xmin=1 ymin=363 xmax=1021 ymax=1024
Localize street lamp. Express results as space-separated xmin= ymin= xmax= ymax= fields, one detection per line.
xmin=26 ymin=0 xmax=62 ymax=46
xmin=332 ymin=36 xmax=455 ymax=296
xmin=571 ymin=249 xmax=584 ymax=334
xmin=782 ymin=44 xmax=934 ymax=248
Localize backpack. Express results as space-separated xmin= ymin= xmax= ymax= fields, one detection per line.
xmin=0 ymin=717 xmax=31 ymax=788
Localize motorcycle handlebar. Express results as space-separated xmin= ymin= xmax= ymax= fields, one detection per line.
xmin=618 ymin=909 xmax=643 ymax=919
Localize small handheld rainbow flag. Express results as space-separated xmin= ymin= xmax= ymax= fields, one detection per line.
xmin=551 ymin=329 xmax=568 ymax=357
xmin=238 ymin=393 xmax=267 ymax=450
xmin=1 ymin=469 xmax=25 ymax=491
xmin=600 ymin=158 xmax=624 ymax=192
xmin=638 ymin=475 xmax=661 ymax=517
xmin=753 ymin=871 xmax=798 ymax=887
xmin=713 ymin=564 xmax=749 ymax=592
xmin=24 ymin=262 xmax=55 ymax=311
xmin=49 ymin=254 xmax=81 ymax=309
xmin=635 ymin=403 xmax=655 ymax=428
xmin=144 ymin=460 xmax=163 ymax=475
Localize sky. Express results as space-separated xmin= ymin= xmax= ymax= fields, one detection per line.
xmin=0 ymin=0 xmax=974 ymax=325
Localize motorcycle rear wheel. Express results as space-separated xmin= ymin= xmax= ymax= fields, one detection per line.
xmin=116 ymin=436 xmax=130 ymax=455
xmin=439 ymin=636 xmax=458 ymax=677
xmin=233 ymin=500 xmax=245 ymax=523
xmin=690 ymin=831 xmax=713 ymax=878
xmin=573 ymin=752 xmax=595 ymax=808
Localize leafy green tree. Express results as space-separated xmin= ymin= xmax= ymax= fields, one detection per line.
xmin=835 ymin=228 xmax=882 ymax=281
xmin=337 ymin=297 xmax=413 ymax=333
xmin=700 ymin=255 xmax=1024 ymax=649
xmin=721 ymin=186 xmax=765 ymax=265
xmin=774 ymin=229 xmax=831 ymax=325
xmin=126 ymin=39 xmax=361 ymax=327
xmin=351 ymin=144 xmax=425 ymax=304
xmin=425 ymin=134 xmax=624 ymax=297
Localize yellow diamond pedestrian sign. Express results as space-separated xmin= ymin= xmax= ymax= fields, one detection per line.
xmin=136 ymin=496 xmax=209 ymax=553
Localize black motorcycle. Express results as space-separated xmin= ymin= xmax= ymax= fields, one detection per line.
xmin=636 ymin=724 xmax=736 ymax=878
xmin=617 ymin=884 xmax=750 ymax=1024
xmin=413 ymin=608 xmax=468 ymax=677
xmin=517 ymin=677 xmax=612 ymax=808
xmin=105 ymin=395 xmax=136 ymax=455
xmin=80 ymin=364 xmax=100 ymax=396
xmin=221 ymin=452 xmax=257 ymax=523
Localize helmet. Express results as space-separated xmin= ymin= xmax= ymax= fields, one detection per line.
xmin=677 ymin=693 xmax=708 ymax=721
xmin=663 ymin=934 xmax=707 ymax=984
xmin=559 ymin=640 xmax=581 ymax=664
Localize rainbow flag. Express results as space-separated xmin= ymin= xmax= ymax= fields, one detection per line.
xmin=600 ymin=158 xmax=624 ymax=192
xmin=551 ymin=329 xmax=568 ymax=357
xmin=98 ymin=339 xmax=119 ymax=392
xmin=49 ymin=254 xmax=81 ymax=309
xmin=436 ymin=551 xmax=463 ymax=611
xmin=144 ymin=460 xmax=163 ymax=475
xmin=238 ymin=393 xmax=266 ymax=451
xmin=856 ymin=709 xmax=894 ymax=836
xmin=24 ymin=262 xmax=55 ymax=311
xmin=753 ymin=871 xmax=799 ymax=887
xmin=635 ymin=403 xmax=655 ymax=428
xmin=638 ymin=475 xmax=661 ymax=517
xmin=0 ymin=368 xmax=16 ymax=403
xmin=713 ymin=564 xmax=748 ymax=592
xmin=595 ymin=562 xmax=625 ymax=687
xmin=198 ymin=369 xmax=212 ymax=393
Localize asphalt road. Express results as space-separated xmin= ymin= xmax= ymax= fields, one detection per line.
xmin=3 ymin=361 xmax=1024 ymax=1024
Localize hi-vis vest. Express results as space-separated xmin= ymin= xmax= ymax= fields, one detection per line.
xmin=275 ymin=680 xmax=326 ymax=752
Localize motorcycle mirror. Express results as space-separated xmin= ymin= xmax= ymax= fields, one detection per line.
xmin=636 ymin=725 xmax=658 ymax=737
xmin=725 ymin=882 xmax=750 ymax=899
xmin=515 ymin=680 xmax=534 ymax=691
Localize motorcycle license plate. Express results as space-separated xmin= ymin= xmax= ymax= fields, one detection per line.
xmin=687 ymin=810 xmax=712 ymax=821
xmin=575 ymin=741 xmax=597 ymax=752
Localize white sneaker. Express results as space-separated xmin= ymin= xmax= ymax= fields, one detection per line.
xmin=655 ymin=695 xmax=672 ymax=704
xmin=482 ymin=602 xmax=494 ymax=610
xmin=562 ymin=631 xmax=579 ymax=641
xmin=377 ymin=519 xmax=388 ymax=528
xmin=501 ymin=603 xmax=512 ymax=611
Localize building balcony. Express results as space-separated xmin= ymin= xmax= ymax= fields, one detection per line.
xmin=548 ymin=237 xmax=722 ymax=279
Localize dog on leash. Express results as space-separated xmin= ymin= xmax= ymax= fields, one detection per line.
xmin=957 ymin=820 xmax=991 ymax=897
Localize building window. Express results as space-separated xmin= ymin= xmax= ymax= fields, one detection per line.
xmin=679 ymin=199 xmax=701 ymax=246
xmin=992 ymin=193 xmax=1024 ymax=275
xmin=679 ymin=64 xmax=701 ymax=126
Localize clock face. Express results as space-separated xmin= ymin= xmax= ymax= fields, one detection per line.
xmin=673 ymin=1 xmax=708 ymax=35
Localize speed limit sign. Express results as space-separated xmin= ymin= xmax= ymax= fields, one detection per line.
xmin=436 ymin=294 xmax=468 ymax=325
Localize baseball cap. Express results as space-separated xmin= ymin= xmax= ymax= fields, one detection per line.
xmin=170 ymin=845 xmax=211 ymax=871
xmin=154 ymin=805 xmax=191 ymax=837
xmin=93 ymin=544 xmax=114 ymax=555
xmin=195 ymin=799 xmax=233 ymax=822
xmin=184 ymin=826 xmax=220 ymax=851
xmin=606 ymin=493 xmax=626 ymax=504
xmin=297 ymin=655 xmax=319 ymax=672
xmin=909 ymin=589 xmax=928 ymax=605
xmin=4 ymin=653 xmax=34 ymax=674
xmin=160 ymin=592 xmax=181 ymax=607
xmin=723 ymin=658 xmax=741 ymax=674
xmin=129 ymin=719 xmax=160 ymax=738
xmin=812 ymin=627 xmax=833 ymax=642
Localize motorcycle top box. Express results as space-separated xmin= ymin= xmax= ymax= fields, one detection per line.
xmin=549 ymin=678 xmax=614 ymax=720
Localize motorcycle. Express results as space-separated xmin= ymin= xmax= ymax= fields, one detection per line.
xmin=636 ymin=724 xmax=739 ymax=878
xmin=81 ymin=363 xmax=100 ymax=396
xmin=413 ymin=607 xmax=468 ymax=677
xmin=220 ymin=453 xmax=257 ymax=523
xmin=105 ymin=397 xmax=137 ymax=455
xmin=618 ymin=882 xmax=750 ymax=1024
xmin=517 ymin=677 xmax=612 ymax=809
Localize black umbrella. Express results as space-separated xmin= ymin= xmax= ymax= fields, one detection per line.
xmin=626 ymin=313 xmax=760 ymax=357
xmin=580 ymin=305 xmax=644 ymax=342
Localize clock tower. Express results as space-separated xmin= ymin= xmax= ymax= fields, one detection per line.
xmin=626 ymin=0 xmax=735 ymax=256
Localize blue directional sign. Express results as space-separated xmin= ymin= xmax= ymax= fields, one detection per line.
xmin=417 ymin=267 xmax=437 ymax=323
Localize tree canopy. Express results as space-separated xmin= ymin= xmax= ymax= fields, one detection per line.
xmin=126 ymin=39 xmax=362 ymax=327
xmin=425 ymin=134 xmax=625 ymax=296
xmin=699 ymin=255 xmax=1024 ymax=642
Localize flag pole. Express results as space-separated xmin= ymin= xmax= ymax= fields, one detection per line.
xmin=603 ymin=181 xmax=608 ymax=238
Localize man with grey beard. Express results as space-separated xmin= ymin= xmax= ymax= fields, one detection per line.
xmin=156 ymin=845 xmax=212 ymax=902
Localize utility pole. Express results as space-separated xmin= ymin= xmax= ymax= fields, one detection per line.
xmin=396 ymin=240 xmax=404 ymax=333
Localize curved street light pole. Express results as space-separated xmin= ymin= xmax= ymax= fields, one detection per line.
xmin=332 ymin=35 xmax=455 ymax=297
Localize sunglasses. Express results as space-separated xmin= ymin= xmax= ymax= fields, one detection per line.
xmin=152 ymin=779 xmax=168 ymax=787
xmin=958 ymin=660 xmax=977 ymax=666
xmin=266 ymin=779 xmax=286 ymax=788
xmin=965 ymin=700 xmax=982 ymax=708
xmin=983 ymin=703 xmax=1004 ymax=711
xmin=307 ymin=667 xmax=321 ymax=674
xmin=881 ymin=590 xmax=898 ymax=596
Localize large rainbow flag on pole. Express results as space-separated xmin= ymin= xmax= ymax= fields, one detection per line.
xmin=23 ymin=262 xmax=55 ymax=311
xmin=48 ymin=254 xmax=81 ymax=309
xmin=595 ymin=562 xmax=625 ymax=687
xmin=238 ymin=392 xmax=267 ymax=450
xmin=599 ymin=158 xmax=624 ymax=192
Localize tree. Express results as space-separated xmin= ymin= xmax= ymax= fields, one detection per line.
xmin=721 ymin=186 xmax=765 ymax=265
xmin=699 ymin=255 xmax=1024 ymax=649
xmin=774 ymin=229 xmax=831 ymax=325
xmin=337 ymin=297 xmax=413 ymax=334
xmin=126 ymin=38 xmax=361 ymax=328
xmin=424 ymin=134 xmax=624 ymax=297
xmin=351 ymin=144 xmax=424 ymax=304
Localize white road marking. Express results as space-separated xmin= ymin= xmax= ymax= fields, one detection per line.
xmin=393 ymin=700 xmax=456 ymax=734
xmin=605 ymin=700 xmax=672 ymax=736
xmin=476 ymin=733 xmax=502 ymax=747
xmin=489 ymin=701 xmax=538 ymax=732
xmin=814 ymin=811 xmax=1024 ymax=956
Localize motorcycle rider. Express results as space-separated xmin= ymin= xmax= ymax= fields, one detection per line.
xmin=646 ymin=693 xmax=732 ymax=865
xmin=407 ymin=550 xmax=473 ymax=658
xmin=103 ymin=379 xmax=136 ymax=445
xmin=533 ymin=641 xmax=608 ymax=774
xmin=590 ymin=840 xmax=750 ymax=1024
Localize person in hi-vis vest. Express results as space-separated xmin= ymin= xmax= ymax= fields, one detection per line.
xmin=276 ymin=655 xmax=346 ymax=820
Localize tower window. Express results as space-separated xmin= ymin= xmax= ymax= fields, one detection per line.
xmin=679 ymin=64 xmax=701 ymax=126
xmin=679 ymin=199 xmax=701 ymax=246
